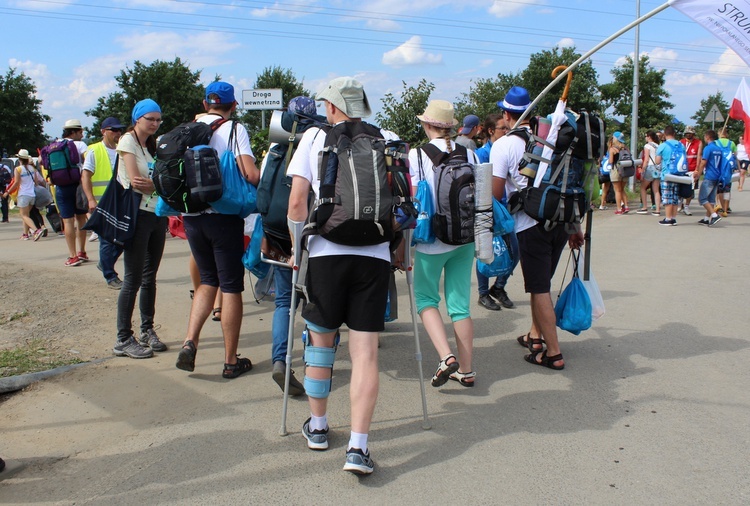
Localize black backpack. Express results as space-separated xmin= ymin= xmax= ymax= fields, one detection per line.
xmin=152 ymin=118 xmax=228 ymax=213
xmin=507 ymin=110 xmax=605 ymax=230
xmin=256 ymin=112 xmax=326 ymax=253
xmin=419 ymin=143 xmax=475 ymax=245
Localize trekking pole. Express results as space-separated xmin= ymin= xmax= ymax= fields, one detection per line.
xmin=402 ymin=229 xmax=431 ymax=430
xmin=279 ymin=221 xmax=306 ymax=436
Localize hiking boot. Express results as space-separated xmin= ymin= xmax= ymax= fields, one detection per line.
xmin=77 ymin=251 xmax=89 ymax=262
xmin=343 ymin=448 xmax=374 ymax=475
xmin=478 ymin=294 xmax=501 ymax=311
xmin=107 ymin=277 xmax=123 ymax=290
xmin=222 ymin=356 xmax=253 ymax=379
xmin=65 ymin=256 xmax=82 ymax=267
xmin=489 ymin=286 xmax=515 ymax=309
xmin=140 ymin=328 xmax=167 ymax=352
xmin=272 ymin=361 xmax=305 ymax=396
xmin=113 ymin=335 xmax=153 ymax=359
xmin=302 ymin=417 xmax=329 ymax=450
xmin=708 ymin=215 xmax=722 ymax=227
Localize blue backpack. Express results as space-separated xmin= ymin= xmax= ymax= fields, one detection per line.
xmin=664 ymin=139 xmax=688 ymax=175
xmin=716 ymin=139 xmax=736 ymax=185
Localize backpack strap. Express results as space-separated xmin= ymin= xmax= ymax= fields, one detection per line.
xmin=420 ymin=142 xmax=467 ymax=168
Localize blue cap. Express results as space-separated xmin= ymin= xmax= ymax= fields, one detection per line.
xmin=206 ymin=81 xmax=236 ymax=105
xmin=101 ymin=117 xmax=125 ymax=130
xmin=613 ymin=131 xmax=626 ymax=143
xmin=131 ymin=99 xmax=161 ymax=124
xmin=459 ymin=115 xmax=480 ymax=135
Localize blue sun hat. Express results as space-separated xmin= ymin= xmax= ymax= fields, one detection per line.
xmin=497 ymin=86 xmax=532 ymax=113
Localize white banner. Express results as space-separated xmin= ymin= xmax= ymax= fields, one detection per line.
xmin=669 ymin=0 xmax=750 ymax=66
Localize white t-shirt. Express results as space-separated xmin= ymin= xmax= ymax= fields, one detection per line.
xmin=286 ymin=122 xmax=396 ymax=262
xmin=737 ymin=142 xmax=749 ymax=162
xmin=490 ymin=129 xmax=537 ymax=234
xmin=117 ymin=132 xmax=155 ymax=212
xmin=408 ymin=138 xmax=480 ymax=255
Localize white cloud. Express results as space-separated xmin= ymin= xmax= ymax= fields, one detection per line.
xmin=709 ymin=48 xmax=745 ymax=76
xmin=250 ymin=0 xmax=320 ymax=19
xmin=8 ymin=59 xmax=50 ymax=81
xmin=11 ymin=0 xmax=74 ymax=10
xmin=382 ymin=36 xmax=442 ymax=68
xmin=668 ymin=71 xmax=722 ymax=87
xmin=489 ymin=0 xmax=541 ymax=18
xmin=557 ymin=38 xmax=575 ymax=48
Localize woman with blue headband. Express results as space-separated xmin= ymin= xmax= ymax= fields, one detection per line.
xmin=112 ymin=98 xmax=169 ymax=359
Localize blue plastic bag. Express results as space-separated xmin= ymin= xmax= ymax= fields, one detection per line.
xmin=492 ymin=198 xmax=514 ymax=236
xmin=412 ymin=179 xmax=435 ymax=245
xmin=154 ymin=196 xmax=180 ymax=217
xmin=242 ymin=215 xmax=270 ymax=279
xmin=477 ymin=235 xmax=513 ymax=278
xmin=210 ymin=150 xmax=257 ymax=218
xmin=554 ymin=251 xmax=592 ymax=335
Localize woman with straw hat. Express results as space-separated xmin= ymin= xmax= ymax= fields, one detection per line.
xmin=407 ymin=99 xmax=480 ymax=388
xmin=2 ymin=150 xmax=46 ymax=241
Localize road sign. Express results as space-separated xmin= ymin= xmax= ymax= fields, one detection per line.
xmin=704 ymin=104 xmax=724 ymax=124
xmin=242 ymin=88 xmax=283 ymax=110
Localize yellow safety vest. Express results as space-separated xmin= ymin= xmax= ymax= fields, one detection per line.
xmin=88 ymin=142 xmax=117 ymax=199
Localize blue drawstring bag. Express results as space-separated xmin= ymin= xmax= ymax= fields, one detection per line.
xmin=209 ymin=126 xmax=257 ymax=218
xmin=492 ymin=198 xmax=514 ymax=236
xmin=477 ymin=235 xmax=513 ymax=278
xmin=554 ymin=250 xmax=592 ymax=335
xmin=412 ymin=179 xmax=435 ymax=245
xmin=242 ymin=215 xmax=270 ymax=279
xmin=155 ymin=196 xmax=180 ymax=217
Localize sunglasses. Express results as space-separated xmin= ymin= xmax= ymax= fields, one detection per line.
xmin=106 ymin=128 xmax=123 ymax=133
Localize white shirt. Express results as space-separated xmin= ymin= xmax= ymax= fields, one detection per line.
xmin=408 ymin=138 xmax=480 ymax=255
xmin=286 ymin=122 xmax=396 ymax=262
xmin=490 ymin=129 xmax=538 ymax=234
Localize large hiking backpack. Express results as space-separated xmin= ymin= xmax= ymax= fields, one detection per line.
xmin=257 ymin=112 xmax=326 ymax=251
xmin=420 ymin=143 xmax=475 ymax=245
xmin=664 ymin=139 xmax=688 ymax=175
xmin=40 ymin=139 xmax=81 ymax=186
xmin=508 ymin=110 xmax=605 ymax=230
xmin=152 ymin=118 xmax=228 ymax=213
xmin=308 ymin=121 xmax=396 ymax=246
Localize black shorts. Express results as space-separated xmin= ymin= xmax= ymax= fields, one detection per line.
xmin=517 ymin=223 xmax=568 ymax=294
xmin=302 ymin=255 xmax=391 ymax=332
xmin=183 ymin=214 xmax=245 ymax=293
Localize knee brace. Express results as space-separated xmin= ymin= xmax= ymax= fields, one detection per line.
xmin=304 ymin=345 xmax=336 ymax=399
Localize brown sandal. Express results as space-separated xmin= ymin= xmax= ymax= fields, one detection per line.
xmin=516 ymin=333 xmax=544 ymax=352
xmin=524 ymin=350 xmax=564 ymax=370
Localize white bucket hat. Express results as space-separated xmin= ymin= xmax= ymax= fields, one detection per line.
xmin=16 ymin=149 xmax=32 ymax=160
xmin=417 ymin=100 xmax=458 ymax=129
xmin=317 ymin=77 xmax=372 ymax=118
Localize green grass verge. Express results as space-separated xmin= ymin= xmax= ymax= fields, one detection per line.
xmin=0 ymin=339 xmax=84 ymax=378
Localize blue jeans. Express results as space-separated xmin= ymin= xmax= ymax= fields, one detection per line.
xmin=272 ymin=265 xmax=293 ymax=364
xmin=476 ymin=231 xmax=520 ymax=296
xmin=99 ymin=237 xmax=124 ymax=282
xmin=698 ymin=178 xmax=719 ymax=206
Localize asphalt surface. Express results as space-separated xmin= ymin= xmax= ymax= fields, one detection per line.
xmin=1 ymin=196 xmax=749 ymax=505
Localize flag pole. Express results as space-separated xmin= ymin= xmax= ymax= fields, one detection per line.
xmin=515 ymin=2 xmax=671 ymax=126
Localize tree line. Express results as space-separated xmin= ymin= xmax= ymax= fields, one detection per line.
xmin=0 ymin=47 xmax=743 ymax=159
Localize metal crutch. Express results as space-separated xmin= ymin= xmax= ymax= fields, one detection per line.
xmin=402 ymin=228 xmax=431 ymax=430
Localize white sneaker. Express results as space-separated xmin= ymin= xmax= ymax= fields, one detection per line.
xmin=88 ymin=232 xmax=99 ymax=242
xmin=683 ymin=207 xmax=692 ymax=216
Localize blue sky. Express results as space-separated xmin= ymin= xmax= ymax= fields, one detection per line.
xmin=1 ymin=0 xmax=747 ymax=137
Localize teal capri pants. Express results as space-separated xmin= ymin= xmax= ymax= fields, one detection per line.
xmin=413 ymin=243 xmax=474 ymax=322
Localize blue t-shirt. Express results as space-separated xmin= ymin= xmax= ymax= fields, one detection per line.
xmin=476 ymin=140 xmax=492 ymax=163
xmin=702 ymin=142 xmax=723 ymax=182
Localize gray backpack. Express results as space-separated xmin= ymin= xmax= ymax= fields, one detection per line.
xmin=309 ymin=121 xmax=395 ymax=246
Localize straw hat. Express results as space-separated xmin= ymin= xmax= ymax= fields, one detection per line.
xmin=417 ymin=100 xmax=458 ymax=129
xmin=16 ymin=149 xmax=32 ymax=160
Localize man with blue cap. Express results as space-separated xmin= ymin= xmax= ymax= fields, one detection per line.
xmin=491 ymin=86 xmax=583 ymax=371
xmin=455 ymin=114 xmax=480 ymax=151
xmin=81 ymin=117 xmax=126 ymax=289
xmin=176 ymin=81 xmax=260 ymax=380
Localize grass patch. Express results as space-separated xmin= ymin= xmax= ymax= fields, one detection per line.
xmin=0 ymin=339 xmax=83 ymax=377
xmin=0 ymin=310 xmax=29 ymax=325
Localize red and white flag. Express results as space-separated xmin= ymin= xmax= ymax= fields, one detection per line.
xmin=730 ymin=78 xmax=750 ymax=147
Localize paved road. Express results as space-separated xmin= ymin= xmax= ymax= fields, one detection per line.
xmin=1 ymin=197 xmax=748 ymax=505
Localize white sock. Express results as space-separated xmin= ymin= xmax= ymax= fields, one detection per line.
xmin=711 ymin=212 xmax=718 ymax=218
xmin=348 ymin=431 xmax=368 ymax=453
xmin=310 ymin=414 xmax=328 ymax=431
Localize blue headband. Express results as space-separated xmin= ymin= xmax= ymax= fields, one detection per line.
xmin=131 ymin=99 xmax=161 ymax=124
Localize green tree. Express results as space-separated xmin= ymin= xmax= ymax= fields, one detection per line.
xmin=85 ymin=58 xmax=205 ymax=139
xmin=239 ymin=66 xmax=311 ymax=156
xmin=454 ymin=72 xmax=518 ymax=126
xmin=600 ymin=55 xmax=674 ymax=133
xmin=520 ymin=46 xmax=602 ymax=116
xmin=375 ymin=79 xmax=435 ymax=146
xmin=0 ymin=67 xmax=50 ymax=153
xmin=691 ymin=91 xmax=743 ymax=140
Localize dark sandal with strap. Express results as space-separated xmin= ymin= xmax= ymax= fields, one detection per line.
xmin=222 ymin=355 xmax=253 ymax=379
xmin=176 ymin=340 xmax=197 ymax=372
xmin=431 ymin=354 xmax=460 ymax=387
xmin=449 ymin=370 xmax=476 ymax=387
xmin=212 ymin=307 xmax=222 ymax=321
xmin=524 ymin=350 xmax=564 ymax=370
xmin=516 ymin=333 xmax=544 ymax=352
